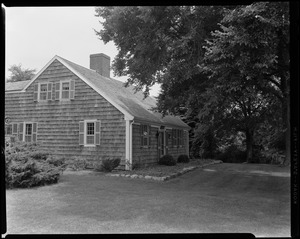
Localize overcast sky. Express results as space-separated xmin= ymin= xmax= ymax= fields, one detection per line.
xmin=4 ymin=6 xmax=160 ymax=96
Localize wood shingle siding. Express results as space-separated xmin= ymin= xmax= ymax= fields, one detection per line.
xmin=5 ymin=60 xmax=126 ymax=167
xmin=6 ymin=54 xmax=190 ymax=171
xmin=132 ymin=124 xmax=158 ymax=166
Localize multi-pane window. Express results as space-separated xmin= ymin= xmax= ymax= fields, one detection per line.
xmin=172 ymin=129 xmax=183 ymax=147
xmin=79 ymin=120 xmax=101 ymax=146
xmin=5 ymin=124 xmax=12 ymax=135
xmin=17 ymin=122 xmax=38 ymax=142
xmin=178 ymin=130 xmax=183 ymax=146
xmin=25 ymin=123 xmax=33 ymax=142
xmin=39 ymin=83 xmax=48 ymax=100
xmin=61 ymin=82 xmax=70 ymax=99
xmin=172 ymin=129 xmax=177 ymax=147
xmin=140 ymin=124 xmax=150 ymax=147
xmin=86 ymin=122 xmax=95 ymax=145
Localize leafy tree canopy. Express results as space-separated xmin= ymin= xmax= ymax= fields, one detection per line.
xmin=6 ymin=64 xmax=36 ymax=82
xmin=95 ymin=3 xmax=290 ymax=163
xmin=95 ymin=6 xmax=224 ymax=96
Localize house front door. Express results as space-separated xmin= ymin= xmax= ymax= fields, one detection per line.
xmin=157 ymin=131 xmax=165 ymax=160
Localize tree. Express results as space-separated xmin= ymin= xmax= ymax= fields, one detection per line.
xmin=95 ymin=6 xmax=226 ymax=158
xmin=95 ymin=6 xmax=224 ymax=96
xmin=6 ymin=64 xmax=36 ymax=82
xmin=202 ymin=2 xmax=290 ymax=163
xmin=95 ymin=4 xmax=289 ymax=163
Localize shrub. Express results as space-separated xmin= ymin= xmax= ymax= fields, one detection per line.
xmin=29 ymin=151 xmax=50 ymax=160
xmin=159 ymin=154 xmax=176 ymax=166
xmin=215 ymin=145 xmax=247 ymax=163
xmin=65 ymin=156 xmax=88 ymax=171
xmin=132 ymin=161 xmax=142 ymax=170
xmin=177 ymin=154 xmax=190 ymax=163
xmin=95 ymin=158 xmax=121 ymax=172
xmin=261 ymin=149 xmax=285 ymax=165
xmin=5 ymin=142 xmax=65 ymax=189
xmin=47 ymin=156 xmax=67 ymax=168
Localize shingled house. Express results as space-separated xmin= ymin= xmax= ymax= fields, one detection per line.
xmin=5 ymin=53 xmax=190 ymax=170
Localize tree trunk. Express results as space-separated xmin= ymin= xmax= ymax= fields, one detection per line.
xmin=245 ymin=128 xmax=254 ymax=163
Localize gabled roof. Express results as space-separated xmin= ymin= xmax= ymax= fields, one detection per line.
xmin=6 ymin=55 xmax=190 ymax=129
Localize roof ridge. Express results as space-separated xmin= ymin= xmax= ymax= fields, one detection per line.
xmin=56 ymin=55 xmax=97 ymax=73
xmin=57 ymin=55 xmax=129 ymax=86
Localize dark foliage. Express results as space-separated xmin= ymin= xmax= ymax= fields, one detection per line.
xmin=65 ymin=156 xmax=88 ymax=171
xmin=96 ymin=158 xmax=121 ymax=172
xmin=215 ymin=145 xmax=247 ymax=163
xmin=159 ymin=154 xmax=177 ymax=166
xmin=177 ymin=154 xmax=190 ymax=163
xmin=5 ymin=142 xmax=65 ymax=189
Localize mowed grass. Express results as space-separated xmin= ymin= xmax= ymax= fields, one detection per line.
xmin=5 ymin=163 xmax=290 ymax=236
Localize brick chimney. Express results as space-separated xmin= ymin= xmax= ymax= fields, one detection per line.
xmin=90 ymin=53 xmax=110 ymax=78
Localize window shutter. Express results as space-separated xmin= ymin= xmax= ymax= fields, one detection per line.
xmin=172 ymin=129 xmax=175 ymax=147
xmin=140 ymin=125 xmax=143 ymax=146
xmin=33 ymin=84 xmax=38 ymax=102
xmin=70 ymin=80 xmax=75 ymax=100
xmin=166 ymin=132 xmax=169 ymax=147
xmin=18 ymin=123 xmax=24 ymax=141
xmin=95 ymin=120 xmax=101 ymax=146
xmin=79 ymin=121 xmax=84 ymax=145
xmin=32 ymin=122 xmax=37 ymax=142
xmin=148 ymin=126 xmax=150 ymax=147
xmin=55 ymin=82 xmax=60 ymax=100
xmin=47 ymin=83 xmax=52 ymax=100
xmin=12 ymin=123 xmax=18 ymax=135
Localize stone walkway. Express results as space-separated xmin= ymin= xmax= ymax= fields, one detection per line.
xmin=106 ymin=160 xmax=223 ymax=181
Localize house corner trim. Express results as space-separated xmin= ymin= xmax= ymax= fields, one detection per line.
xmin=125 ymin=118 xmax=133 ymax=170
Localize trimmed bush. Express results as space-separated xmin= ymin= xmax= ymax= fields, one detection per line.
xmin=5 ymin=142 xmax=65 ymax=189
xmin=65 ymin=156 xmax=88 ymax=171
xmin=95 ymin=158 xmax=121 ymax=172
xmin=177 ymin=154 xmax=190 ymax=163
xmin=159 ymin=154 xmax=176 ymax=166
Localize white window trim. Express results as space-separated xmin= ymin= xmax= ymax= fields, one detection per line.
xmin=23 ymin=122 xmax=33 ymax=142
xmin=60 ymin=79 xmax=71 ymax=101
xmin=84 ymin=119 xmax=97 ymax=147
xmin=38 ymin=83 xmax=48 ymax=102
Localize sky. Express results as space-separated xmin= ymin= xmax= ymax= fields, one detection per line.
xmin=4 ymin=6 xmax=161 ymax=96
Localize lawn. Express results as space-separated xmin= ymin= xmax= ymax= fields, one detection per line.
xmin=5 ymin=163 xmax=290 ymax=236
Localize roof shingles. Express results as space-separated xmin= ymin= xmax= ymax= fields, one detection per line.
xmin=5 ymin=56 xmax=189 ymax=129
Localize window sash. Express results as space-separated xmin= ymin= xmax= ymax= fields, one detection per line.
xmin=25 ymin=124 xmax=32 ymax=136
xmin=87 ymin=123 xmax=95 ymax=135
xmin=140 ymin=124 xmax=150 ymax=147
xmin=86 ymin=135 xmax=95 ymax=144
xmin=5 ymin=124 xmax=12 ymax=135
xmin=82 ymin=120 xmax=100 ymax=146
xmin=61 ymin=82 xmax=70 ymax=99
xmin=39 ymin=83 xmax=48 ymax=100
xmin=24 ymin=123 xmax=33 ymax=142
